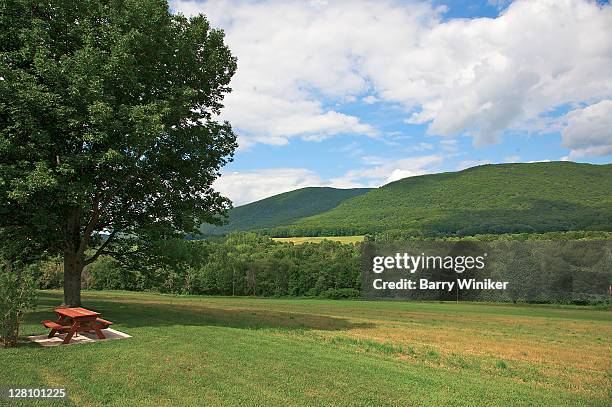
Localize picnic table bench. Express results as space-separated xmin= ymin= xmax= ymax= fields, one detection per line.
xmin=42 ymin=307 xmax=113 ymax=344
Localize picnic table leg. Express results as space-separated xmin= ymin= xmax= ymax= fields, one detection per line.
xmin=92 ymin=321 xmax=106 ymax=340
xmin=48 ymin=315 xmax=67 ymax=338
xmin=62 ymin=323 xmax=79 ymax=344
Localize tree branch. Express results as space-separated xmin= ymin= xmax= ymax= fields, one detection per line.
xmin=84 ymin=230 xmax=118 ymax=265
xmin=77 ymin=193 xmax=102 ymax=257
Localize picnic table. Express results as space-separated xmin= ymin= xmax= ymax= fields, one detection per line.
xmin=42 ymin=307 xmax=113 ymax=344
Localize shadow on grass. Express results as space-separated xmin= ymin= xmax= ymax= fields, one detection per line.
xmin=27 ymin=292 xmax=375 ymax=333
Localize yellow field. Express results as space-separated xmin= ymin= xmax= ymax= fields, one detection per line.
xmin=272 ymin=236 xmax=365 ymax=244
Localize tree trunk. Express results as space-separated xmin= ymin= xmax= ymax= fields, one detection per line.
xmin=63 ymin=250 xmax=83 ymax=307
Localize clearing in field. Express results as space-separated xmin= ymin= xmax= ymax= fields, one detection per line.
xmin=272 ymin=235 xmax=365 ymax=244
xmin=3 ymin=290 xmax=610 ymax=406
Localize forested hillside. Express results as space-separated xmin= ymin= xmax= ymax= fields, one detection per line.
xmin=200 ymin=187 xmax=371 ymax=235
xmin=265 ymin=162 xmax=612 ymax=237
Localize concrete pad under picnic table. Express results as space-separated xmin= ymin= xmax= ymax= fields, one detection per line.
xmin=28 ymin=328 xmax=131 ymax=347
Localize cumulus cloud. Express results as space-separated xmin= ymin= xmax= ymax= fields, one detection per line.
xmin=561 ymin=100 xmax=612 ymax=158
xmin=173 ymin=0 xmax=378 ymax=148
xmin=215 ymin=155 xmax=443 ymax=205
xmin=172 ymin=0 xmax=612 ymax=151
xmin=213 ymin=168 xmax=324 ymax=205
xmin=228 ymin=93 xmax=377 ymax=148
xmin=329 ymin=154 xmax=444 ymax=188
xmin=362 ymin=95 xmax=379 ymax=104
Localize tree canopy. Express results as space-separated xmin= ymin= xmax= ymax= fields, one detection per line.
xmin=0 ymin=0 xmax=238 ymax=305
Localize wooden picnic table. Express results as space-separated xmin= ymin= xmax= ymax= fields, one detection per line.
xmin=42 ymin=307 xmax=113 ymax=344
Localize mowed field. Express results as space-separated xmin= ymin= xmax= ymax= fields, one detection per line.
xmin=272 ymin=235 xmax=364 ymax=244
xmin=2 ymin=291 xmax=610 ymax=406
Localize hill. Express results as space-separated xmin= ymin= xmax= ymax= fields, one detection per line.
xmin=200 ymin=187 xmax=372 ymax=235
xmin=264 ymin=162 xmax=612 ymax=237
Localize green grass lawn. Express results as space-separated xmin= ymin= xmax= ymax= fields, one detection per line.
xmin=2 ymin=291 xmax=610 ymax=406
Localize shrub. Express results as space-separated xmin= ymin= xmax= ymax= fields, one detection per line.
xmin=84 ymin=256 xmax=127 ymax=290
xmin=0 ymin=259 xmax=37 ymax=348
xmin=321 ymin=288 xmax=360 ymax=299
xmin=36 ymin=256 xmax=63 ymax=289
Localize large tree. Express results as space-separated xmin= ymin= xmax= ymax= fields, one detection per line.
xmin=0 ymin=0 xmax=238 ymax=306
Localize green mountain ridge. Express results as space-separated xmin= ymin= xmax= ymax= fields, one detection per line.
xmin=202 ymin=162 xmax=612 ymax=238
xmin=200 ymin=186 xmax=372 ymax=235
xmin=262 ymin=162 xmax=612 ymax=237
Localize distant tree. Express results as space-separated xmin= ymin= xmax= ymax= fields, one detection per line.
xmin=0 ymin=0 xmax=237 ymax=306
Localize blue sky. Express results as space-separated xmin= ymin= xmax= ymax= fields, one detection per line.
xmin=172 ymin=0 xmax=612 ymax=205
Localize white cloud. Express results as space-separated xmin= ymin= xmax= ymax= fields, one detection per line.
xmin=362 ymin=95 xmax=379 ymax=104
xmin=329 ymin=154 xmax=444 ymax=187
xmin=172 ymin=0 xmax=378 ymax=148
xmin=399 ymin=0 xmax=612 ymax=144
xmin=561 ymin=100 xmax=612 ymax=158
xmin=215 ymin=154 xmax=443 ymax=205
xmin=213 ymin=168 xmax=324 ymax=205
xmin=172 ymin=0 xmax=612 ymax=152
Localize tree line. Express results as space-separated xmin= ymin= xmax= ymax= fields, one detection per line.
xmin=32 ymin=231 xmax=612 ymax=303
xmin=37 ymin=233 xmax=362 ymax=299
